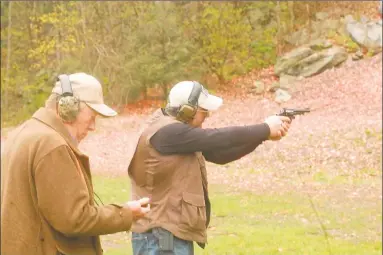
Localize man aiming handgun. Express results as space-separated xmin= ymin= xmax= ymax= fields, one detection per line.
xmin=128 ymin=81 xmax=292 ymax=255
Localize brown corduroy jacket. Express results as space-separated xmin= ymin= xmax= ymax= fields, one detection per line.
xmin=1 ymin=107 xmax=133 ymax=255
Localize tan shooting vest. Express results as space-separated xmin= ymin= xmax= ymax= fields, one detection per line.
xmin=128 ymin=109 xmax=209 ymax=244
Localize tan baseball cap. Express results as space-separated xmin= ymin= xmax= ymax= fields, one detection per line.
xmin=52 ymin=72 xmax=117 ymax=117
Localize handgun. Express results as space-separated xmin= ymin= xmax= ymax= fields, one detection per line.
xmin=277 ymin=108 xmax=310 ymax=120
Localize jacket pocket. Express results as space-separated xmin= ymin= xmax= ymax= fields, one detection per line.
xmin=180 ymin=192 xmax=206 ymax=231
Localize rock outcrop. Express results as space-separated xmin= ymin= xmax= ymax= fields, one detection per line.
xmin=275 ymin=40 xmax=348 ymax=78
xmin=345 ymin=15 xmax=382 ymax=49
xmin=284 ymin=12 xmax=382 ymax=51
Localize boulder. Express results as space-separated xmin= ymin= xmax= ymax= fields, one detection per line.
xmin=275 ymin=41 xmax=348 ymax=77
xmin=274 ymin=46 xmax=314 ymax=75
xmin=284 ymin=16 xmax=343 ymax=46
xmin=284 ymin=12 xmax=382 ymax=50
xmin=308 ymin=39 xmax=333 ymax=50
xmin=345 ymin=16 xmax=382 ymax=49
xmin=284 ymin=28 xmax=310 ymax=46
xmin=352 ymin=50 xmax=364 ymax=61
xmin=275 ymin=89 xmax=291 ymax=103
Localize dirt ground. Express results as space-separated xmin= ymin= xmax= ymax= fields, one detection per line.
xmin=1 ymin=54 xmax=382 ymax=199
xmin=71 ymin=54 xmax=382 ymax=191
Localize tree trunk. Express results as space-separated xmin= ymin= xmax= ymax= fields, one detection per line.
xmin=55 ymin=2 xmax=63 ymax=70
xmin=80 ymin=2 xmax=90 ymax=69
xmin=288 ymin=1 xmax=295 ymax=31
xmin=4 ymin=1 xmax=13 ymax=109
xmin=27 ymin=2 xmax=34 ymax=45
xmin=276 ymin=1 xmax=282 ymax=56
xmin=56 ymin=29 xmax=62 ymax=69
xmin=306 ymin=3 xmax=312 ymax=40
xmin=142 ymin=84 xmax=148 ymax=99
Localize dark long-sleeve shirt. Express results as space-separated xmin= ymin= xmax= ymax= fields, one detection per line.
xmin=150 ymin=122 xmax=270 ymax=165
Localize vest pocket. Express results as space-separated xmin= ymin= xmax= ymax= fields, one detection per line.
xmin=180 ymin=192 xmax=206 ymax=231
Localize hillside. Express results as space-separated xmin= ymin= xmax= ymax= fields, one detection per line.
xmin=1 ymin=1 xmax=382 ymax=127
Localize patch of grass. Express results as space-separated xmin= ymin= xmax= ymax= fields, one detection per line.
xmin=365 ymin=128 xmax=382 ymax=141
xmin=92 ymin=175 xmax=381 ymax=255
xmin=310 ymin=168 xmax=382 ymax=186
xmin=353 ymin=137 xmax=366 ymax=147
xmin=313 ymin=170 xmax=330 ymax=183
xmin=92 ymin=175 xmax=131 ymax=203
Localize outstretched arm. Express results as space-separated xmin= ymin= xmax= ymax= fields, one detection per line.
xmin=150 ymin=122 xmax=270 ymax=164
xmin=202 ymin=142 xmax=261 ymax=164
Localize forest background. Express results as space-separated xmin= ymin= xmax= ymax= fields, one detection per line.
xmin=0 ymin=1 xmax=380 ymax=127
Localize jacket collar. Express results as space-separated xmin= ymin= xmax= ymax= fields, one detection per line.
xmin=32 ymin=107 xmax=85 ymax=157
xmin=146 ymin=108 xmax=172 ymax=126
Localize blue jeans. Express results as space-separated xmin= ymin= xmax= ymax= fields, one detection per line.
xmin=132 ymin=228 xmax=194 ymax=255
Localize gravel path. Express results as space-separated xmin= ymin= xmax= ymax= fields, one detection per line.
xmin=2 ymin=55 xmax=382 ymax=196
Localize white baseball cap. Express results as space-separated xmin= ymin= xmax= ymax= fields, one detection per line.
xmin=168 ymin=81 xmax=223 ymax=111
xmin=52 ymin=72 xmax=117 ymax=117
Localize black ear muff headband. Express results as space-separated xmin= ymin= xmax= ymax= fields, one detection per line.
xmin=188 ymin=81 xmax=202 ymax=107
xmin=57 ymin=74 xmax=73 ymax=97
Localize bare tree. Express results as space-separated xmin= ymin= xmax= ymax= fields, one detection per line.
xmin=4 ymin=1 xmax=13 ymax=109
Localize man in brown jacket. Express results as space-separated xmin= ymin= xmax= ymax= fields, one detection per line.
xmin=1 ymin=73 xmax=150 ymax=255
xmin=128 ymin=81 xmax=291 ymax=255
